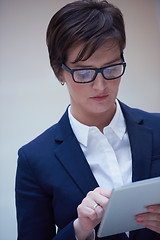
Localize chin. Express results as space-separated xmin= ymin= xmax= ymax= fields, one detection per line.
xmin=92 ymin=107 xmax=111 ymax=115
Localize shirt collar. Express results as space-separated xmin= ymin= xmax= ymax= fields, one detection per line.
xmin=103 ymin=100 xmax=126 ymax=141
xmin=68 ymin=107 xmax=89 ymax=147
xmin=68 ymin=99 xmax=126 ymax=147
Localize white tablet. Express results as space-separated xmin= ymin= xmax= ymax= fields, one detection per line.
xmin=97 ymin=177 xmax=160 ymax=238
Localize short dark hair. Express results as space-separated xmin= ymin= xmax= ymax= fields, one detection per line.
xmin=46 ymin=0 xmax=126 ymax=77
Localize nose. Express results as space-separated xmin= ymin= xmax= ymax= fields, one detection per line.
xmin=92 ymin=72 xmax=106 ymax=90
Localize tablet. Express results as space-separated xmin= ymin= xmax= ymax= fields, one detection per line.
xmin=97 ymin=177 xmax=160 ymax=238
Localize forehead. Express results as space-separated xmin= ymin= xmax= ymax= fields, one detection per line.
xmin=66 ymin=40 xmax=121 ymax=67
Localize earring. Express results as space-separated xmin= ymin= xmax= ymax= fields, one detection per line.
xmin=61 ymin=81 xmax=64 ymax=86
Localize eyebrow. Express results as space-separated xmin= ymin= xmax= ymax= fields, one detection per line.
xmin=69 ymin=56 xmax=122 ymax=69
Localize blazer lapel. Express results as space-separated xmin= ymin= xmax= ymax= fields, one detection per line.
xmin=54 ymin=109 xmax=99 ymax=197
xmin=127 ymin=121 xmax=152 ymax=182
xmin=120 ymin=101 xmax=153 ymax=182
xmin=120 ymin=102 xmax=153 ymax=240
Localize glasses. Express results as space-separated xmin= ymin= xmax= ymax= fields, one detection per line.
xmin=61 ymin=61 xmax=126 ymax=83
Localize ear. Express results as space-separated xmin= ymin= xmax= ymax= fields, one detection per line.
xmin=54 ymin=67 xmax=65 ymax=85
xmin=54 ymin=67 xmax=60 ymax=79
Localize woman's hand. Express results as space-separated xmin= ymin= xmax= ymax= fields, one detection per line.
xmin=74 ymin=187 xmax=111 ymax=240
xmin=136 ymin=204 xmax=160 ymax=234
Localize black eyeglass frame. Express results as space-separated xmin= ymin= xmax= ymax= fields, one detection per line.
xmin=61 ymin=61 xmax=126 ymax=84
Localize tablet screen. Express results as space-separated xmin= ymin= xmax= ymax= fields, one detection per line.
xmin=97 ymin=177 xmax=160 ymax=238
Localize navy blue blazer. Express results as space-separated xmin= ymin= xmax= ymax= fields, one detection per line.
xmin=15 ymin=101 xmax=160 ymax=240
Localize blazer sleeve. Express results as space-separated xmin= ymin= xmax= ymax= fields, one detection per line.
xmin=15 ymin=149 xmax=76 ymax=240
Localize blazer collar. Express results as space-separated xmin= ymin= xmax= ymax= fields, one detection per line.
xmin=54 ymin=108 xmax=99 ymax=197
xmin=119 ymin=101 xmax=153 ymax=182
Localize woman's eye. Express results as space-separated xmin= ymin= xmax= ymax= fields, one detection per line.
xmin=104 ymin=66 xmax=120 ymax=76
xmin=76 ymin=70 xmax=91 ymax=79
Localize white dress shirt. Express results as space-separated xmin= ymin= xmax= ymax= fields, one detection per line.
xmin=68 ymin=99 xmax=132 ymax=238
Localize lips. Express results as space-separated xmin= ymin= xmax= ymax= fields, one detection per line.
xmin=90 ymin=94 xmax=108 ymax=101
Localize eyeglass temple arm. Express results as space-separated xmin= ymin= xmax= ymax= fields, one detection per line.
xmin=121 ymin=52 xmax=125 ymax=62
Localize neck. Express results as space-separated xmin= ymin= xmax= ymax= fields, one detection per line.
xmin=70 ymin=103 xmax=117 ymax=133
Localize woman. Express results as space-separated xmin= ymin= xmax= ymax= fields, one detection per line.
xmin=15 ymin=1 xmax=160 ymax=239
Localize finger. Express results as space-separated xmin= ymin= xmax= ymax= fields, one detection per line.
xmin=86 ymin=188 xmax=111 ymax=201
xmin=87 ymin=189 xmax=110 ymax=210
xmin=94 ymin=204 xmax=104 ymax=219
xmin=136 ymin=212 xmax=160 ymax=222
xmin=78 ymin=198 xmax=103 ymax=221
xmin=147 ymin=205 xmax=160 ymax=214
xmin=136 ymin=212 xmax=160 ymax=234
xmin=93 ymin=187 xmax=111 ymax=198
xmin=79 ymin=200 xmax=104 ymax=221
xmin=77 ymin=203 xmax=96 ymax=220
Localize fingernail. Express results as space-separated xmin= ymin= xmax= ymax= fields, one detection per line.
xmin=136 ymin=216 xmax=144 ymax=223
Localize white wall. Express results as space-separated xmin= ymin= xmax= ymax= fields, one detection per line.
xmin=115 ymin=0 xmax=160 ymax=111
xmin=0 ymin=0 xmax=160 ymax=239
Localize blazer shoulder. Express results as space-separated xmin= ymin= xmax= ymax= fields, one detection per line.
xmin=18 ymin=123 xmax=58 ymax=158
xmin=119 ymin=101 xmax=160 ymax=129
xmin=131 ymin=109 xmax=160 ymax=134
xmin=133 ymin=108 xmax=160 ymax=124
xmin=120 ymin=101 xmax=159 ymax=118
xmin=18 ymin=108 xmax=71 ymax=155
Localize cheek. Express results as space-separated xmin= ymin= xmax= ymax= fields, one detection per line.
xmin=111 ymin=79 xmax=121 ymax=92
xmin=66 ymin=80 xmax=77 ymax=92
xmin=66 ymin=81 xmax=84 ymax=98
xmin=62 ymin=73 xmax=78 ymax=94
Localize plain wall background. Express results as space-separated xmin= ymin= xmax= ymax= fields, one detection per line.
xmin=0 ymin=0 xmax=160 ymax=239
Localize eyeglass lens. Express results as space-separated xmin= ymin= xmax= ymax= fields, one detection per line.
xmin=73 ymin=64 xmax=124 ymax=82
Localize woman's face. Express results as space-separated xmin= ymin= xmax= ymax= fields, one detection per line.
xmin=60 ymin=40 xmax=122 ymax=126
